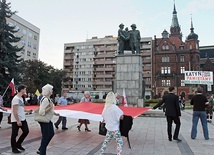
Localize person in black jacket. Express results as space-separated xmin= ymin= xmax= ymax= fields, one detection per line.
xmin=153 ymin=87 xmax=181 ymax=142
xmin=190 ymin=87 xmax=209 ymax=140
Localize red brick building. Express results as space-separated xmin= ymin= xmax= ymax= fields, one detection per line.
xmin=152 ymin=4 xmax=200 ymax=98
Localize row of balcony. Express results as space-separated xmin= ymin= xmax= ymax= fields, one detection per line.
xmin=95 ymin=53 xmax=115 ymax=58
xmin=93 ymin=74 xmax=114 ymax=78
xmin=94 ymin=60 xmax=115 ymax=65
xmin=93 ymin=67 xmax=115 ymax=71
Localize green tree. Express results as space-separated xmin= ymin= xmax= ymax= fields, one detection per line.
xmin=0 ymin=0 xmax=23 ymax=89
xmin=20 ymin=60 xmax=65 ymax=95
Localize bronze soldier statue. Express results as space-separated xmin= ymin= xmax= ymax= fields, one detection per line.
xmin=129 ymin=24 xmax=141 ymax=54
xmin=117 ymin=23 xmax=126 ymax=55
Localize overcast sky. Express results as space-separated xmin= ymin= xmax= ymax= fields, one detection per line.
xmin=8 ymin=0 xmax=214 ymax=69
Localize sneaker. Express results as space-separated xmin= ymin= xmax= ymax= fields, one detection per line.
xmin=36 ymin=149 xmax=40 ymax=154
xmin=12 ymin=148 xmax=21 ymax=154
xmin=17 ymin=146 xmax=25 ymax=151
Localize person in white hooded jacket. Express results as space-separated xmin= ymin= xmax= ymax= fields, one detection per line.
xmin=100 ymin=92 xmax=124 ymax=155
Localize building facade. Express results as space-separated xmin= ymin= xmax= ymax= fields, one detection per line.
xmin=7 ymin=14 xmax=40 ymax=60
xmin=152 ymin=4 xmax=200 ymax=98
xmin=63 ymin=36 xmax=153 ymax=96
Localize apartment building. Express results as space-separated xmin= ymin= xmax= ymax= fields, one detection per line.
xmin=7 ymin=14 xmax=40 ymax=60
xmin=140 ymin=37 xmax=152 ymax=98
xmin=63 ymin=42 xmax=94 ymax=92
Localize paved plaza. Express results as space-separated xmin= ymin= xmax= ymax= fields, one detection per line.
xmin=0 ymin=110 xmax=214 ymax=155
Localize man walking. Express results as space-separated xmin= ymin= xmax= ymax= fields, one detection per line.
xmin=153 ymin=87 xmax=181 ymax=142
xmin=11 ymin=85 xmax=32 ymax=153
xmin=54 ymin=93 xmax=68 ymax=130
xmin=191 ymin=87 xmax=209 ymax=140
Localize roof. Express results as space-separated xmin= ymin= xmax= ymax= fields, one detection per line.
xmin=200 ymin=46 xmax=214 ymax=58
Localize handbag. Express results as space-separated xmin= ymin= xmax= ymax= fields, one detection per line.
xmin=99 ymin=121 xmax=107 ymax=136
xmin=34 ymin=97 xmax=53 ymax=123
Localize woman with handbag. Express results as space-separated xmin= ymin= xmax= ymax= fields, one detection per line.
xmin=77 ymin=91 xmax=91 ymax=132
xmin=36 ymin=84 xmax=59 ymax=155
xmin=100 ymin=92 xmax=124 ymax=155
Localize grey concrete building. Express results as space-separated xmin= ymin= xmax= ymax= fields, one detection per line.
xmin=7 ymin=14 xmax=40 ymax=60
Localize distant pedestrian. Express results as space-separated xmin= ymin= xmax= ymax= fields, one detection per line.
xmin=190 ymin=87 xmax=209 ymax=140
xmin=54 ymin=93 xmax=68 ymax=130
xmin=77 ymin=91 xmax=91 ymax=132
xmin=54 ymin=94 xmax=59 ymax=106
xmin=37 ymin=84 xmax=59 ymax=155
xmin=100 ymin=92 xmax=124 ymax=155
xmin=115 ymin=92 xmax=121 ymax=106
xmin=205 ymin=94 xmax=214 ymax=123
xmin=10 ymin=85 xmax=33 ymax=153
xmin=153 ymin=87 xmax=181 ymax=142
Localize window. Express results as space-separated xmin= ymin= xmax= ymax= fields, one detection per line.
xmin=27 ymin=51 xmax=31 ymax=56
xmin=145 ymin=78 xmax=151 ymax=81
xmin=181 ymin=80 xmax=185 ymax=86
xmin=161 ymin=67 xmax=171 ymax=74
xmin=162 ymin=80 xmax=166 ymax=86
xmin=196 ymin=43 xmax=199 ymax=49
xmin=15 ymin=26 xmax=20 ymax=31
xmin=145 ymin=56 xmax=151 ymax=59
xmin=162 ymin=56 xmax=170 ymax=62
xmin=28 ymin=33 xmax=32 ymax=38
xmin=33 ymin=53 xmax=37 ymax=58
xmin=180 ymin=67 xmax=185 ymax=74
xmin=21 ymin=39 xmax=26 ymax=46
xmin=190 ymin=43 xmax=192 ymax=50
xmin=8 ymin=22 xmax=14 ymax=27
xmin=23 ymin=29 xmax=26 ymax=35
xmin=166 ymin=80 xmax=170 ymax=86
xmin=28 ymin=42 xmax=31 ymax=47
xmin=162 ymin=44 xmax=169 ymax=50
xmin=180 ymin=55 xmax=185 ymax=62
xmin=33 ymin=44 xmax=37 ymax=50
xmin=34 ymin=35 xmax=37 ymax=40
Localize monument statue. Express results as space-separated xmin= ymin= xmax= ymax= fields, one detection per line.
xmin=117 ymin=23 xmax=141 ymax=55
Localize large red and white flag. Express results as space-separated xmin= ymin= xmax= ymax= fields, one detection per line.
xmin=122 ymin=88 xmax=128 ymax=107
xmin=9 ymin=78 xmax=16 ymax=96
xmin=1 ymin=103 xmax=150 ymax=121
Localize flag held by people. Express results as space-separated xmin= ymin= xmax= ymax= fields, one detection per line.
xmin=35 ymin=89 xmax=40 ymax=96
xmin=122 ymin=88 xmax=128 ymax=107
xmin=9 ymin=78 xmax=16 ymax=96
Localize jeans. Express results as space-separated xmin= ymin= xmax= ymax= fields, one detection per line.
xmin=39 ymin=121 xmax=55 ymax=155
xmin=55 ymin=116 xmax=67 ymax=128
xmin=166 ymin=116 xmax=181 ymax=139
xmin=11 ymin=120 xmax=29 ymax=150
xmin=191 ymin=111 xmax=209 ymax=140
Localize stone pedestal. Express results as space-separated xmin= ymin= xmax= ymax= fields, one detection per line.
xmin=116 ymin=54 xmax=143 ymax=106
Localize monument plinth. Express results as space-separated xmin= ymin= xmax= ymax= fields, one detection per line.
xmin=115 ymin=54 xmax=143 ymax=106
